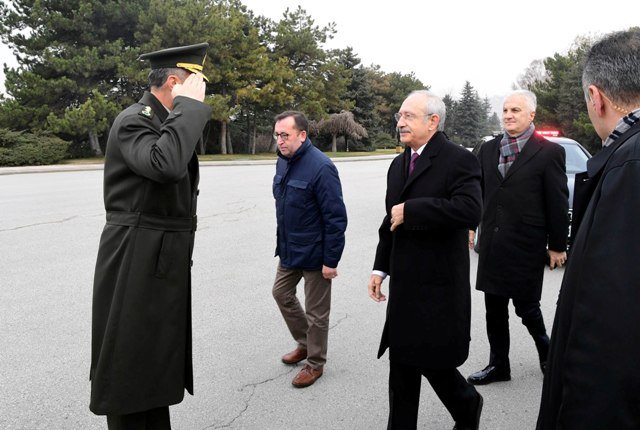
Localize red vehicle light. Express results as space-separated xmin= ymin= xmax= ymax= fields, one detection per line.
xmin=537 ymin=130 xmax=561 ymax=137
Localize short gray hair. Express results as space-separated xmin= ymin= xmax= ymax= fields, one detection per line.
xmin=582 ymin=28 xmax=640 ymax=107
xmin=505 ymin=89 xmax=537 ymax=112
xmin=148 ymin=67 xmax=190 ymax=88
xmin=408 ymin=90 xmax=447 ymax=131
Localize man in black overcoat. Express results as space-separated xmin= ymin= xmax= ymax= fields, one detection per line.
xmin=537 ymin=29 xmax=640 ymax=429
xmin=368 ymin=90 xmax=483 ymax=430
xmin=467 ymin=90 xmax=569 ymax=386
xmin=90 ymin=43 xmax=212 ymax=429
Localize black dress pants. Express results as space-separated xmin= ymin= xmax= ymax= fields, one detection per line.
xmin=106 ymin=406 xmax=171 ymax=430
xmin=485 ymin=292 xmax=549 ymax=368
xmin=388 ymin=360 xmax=479 ymax=429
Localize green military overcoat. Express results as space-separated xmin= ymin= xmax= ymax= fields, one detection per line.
xmin=90 ymin=91 xmax=211 ymax=415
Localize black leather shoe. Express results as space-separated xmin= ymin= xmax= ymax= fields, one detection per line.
xmin=453 ymin=393 xmax=483 ymax=430
xmin=467 ymin=365 xmax=511 ymax=385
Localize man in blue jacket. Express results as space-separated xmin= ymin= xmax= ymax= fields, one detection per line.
xmin=271 ymin=110 xmax=347 ymax=388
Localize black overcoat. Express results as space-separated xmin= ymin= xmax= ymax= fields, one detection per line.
xmin=374 ymin=132 xmax=482 ymax=368
xmin=537 ymin=123 xmax=640 ymax=429
xmin=476 ymin=133 xmax=568 ymax=301
xmin=90 ymin=92 xmax=212 ymax=415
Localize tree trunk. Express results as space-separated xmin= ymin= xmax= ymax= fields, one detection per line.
xmin=244 ymin=113 xmax=250 ymax=154
xmin=331 ymin=134 xmax=337 ymax=152
xmin=89 ymin=130 xmax=103 ymax=156
xmin=250 ymin=119 xmax=257 ymax=155
xmin=220 ymin=121 xmax=227 ymax=154
xmin=227 ymin=127 xmax=233 ymax=154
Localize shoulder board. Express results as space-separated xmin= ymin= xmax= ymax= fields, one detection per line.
xmin=139 ymin=105 xmax=154 ymax=119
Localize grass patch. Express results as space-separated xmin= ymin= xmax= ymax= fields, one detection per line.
xmin=60 ymin=158 xmax=105 ymax=164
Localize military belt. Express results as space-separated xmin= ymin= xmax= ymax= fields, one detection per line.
xmin=106 ymin=211 xmax=197 ymax=232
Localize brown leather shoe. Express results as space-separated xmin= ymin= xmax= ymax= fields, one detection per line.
xmin=292 ymin=364 xmax=323 ymax=388
xmin=281 ymin=347 xmax=307 ymax=365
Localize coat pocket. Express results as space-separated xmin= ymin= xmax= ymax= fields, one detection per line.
xmin=154 ymin=232 xmax=175 ymax=279
xmin=288 ymin=231 xmax=323 ymax=267
xmin=286 ymin=179 xmax=312 ymax=209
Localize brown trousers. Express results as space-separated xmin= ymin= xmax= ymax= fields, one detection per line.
xmin=272 ymin=264 xmax=332 ymax=368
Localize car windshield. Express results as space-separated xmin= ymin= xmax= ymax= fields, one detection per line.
xmin=559 ymin=143 xmax=589 ymax=174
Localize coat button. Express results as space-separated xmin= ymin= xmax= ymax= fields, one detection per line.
xmin=494 ymin=227 xmax=499 ymax=232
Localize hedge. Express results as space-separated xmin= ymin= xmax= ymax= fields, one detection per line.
xmin=0 ymin=128 xmax=70 ymax=166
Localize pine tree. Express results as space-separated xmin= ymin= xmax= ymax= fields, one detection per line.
xmin=442 ymin=94 xmax=457 ymax=139
xmin=0 ymin=0 xmax=149 ymax=155
xmin=452 ymin=81 xmax=485 ymax=147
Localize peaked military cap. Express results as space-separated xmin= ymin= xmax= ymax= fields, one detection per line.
xmin=138 ymin=42 xmax=209 ymax=81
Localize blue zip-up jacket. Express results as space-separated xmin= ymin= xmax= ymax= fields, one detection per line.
xmin=272 ymin=139 xmax=347 ymax=270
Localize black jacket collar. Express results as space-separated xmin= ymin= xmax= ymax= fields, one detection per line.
xmin=140 ymin=91 xmax=169 ymax=123
xmin=587 ymin=122 xmax=640 ymax=178
xmin=402 ymin=131 xmax=447 ymax=191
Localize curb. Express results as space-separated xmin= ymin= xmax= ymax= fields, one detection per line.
xmin=0 ymin=154 xmax=396 ymax=176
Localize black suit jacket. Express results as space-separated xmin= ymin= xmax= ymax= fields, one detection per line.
xmin=373 ymin=132 xmax=482 ymax=368
xmin=476 ymin=132 xmax=568 ymax=301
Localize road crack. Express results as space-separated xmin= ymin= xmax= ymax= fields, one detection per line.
xmin=330 ymin=313 xmax=349 ymax=330
xmin=0 ymin=216 xmax=80 ymax=232
xmin=202 ymin=367 xmax=295 ymax=429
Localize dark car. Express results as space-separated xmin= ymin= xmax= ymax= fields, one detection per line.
xmin=473 ymin=132 xmax=592 ymax=252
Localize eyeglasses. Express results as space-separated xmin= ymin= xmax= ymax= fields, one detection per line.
xmin=273 ymin=132 xmax=291 ymax=141
xmin=394 ymin=112 xmax=434 ymax=122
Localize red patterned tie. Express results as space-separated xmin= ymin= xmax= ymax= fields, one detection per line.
xmin=409 ymin=152 xmax=419 ymax=176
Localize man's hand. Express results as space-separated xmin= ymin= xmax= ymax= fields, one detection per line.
xmin=390 ymin=203 xmax=405 ymax=231
xmin=548 ymin=250 xmax=567 ymax=270
xmin=368 ymin=274 xmax=386 ymax=302
xmin=172 ymin=73 xmax=206 ymax=102
xmin=468 ymin=230 xmax=475 ymax=250
xmin=322 ymin=265 xmax=338 ymax=280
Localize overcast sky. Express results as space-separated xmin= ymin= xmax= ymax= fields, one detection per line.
xmin=1 ymin=0 xmax=638 ymax=101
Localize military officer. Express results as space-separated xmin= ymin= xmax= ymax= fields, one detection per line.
xmin=89 ymin=43 xmax=212 ymax=430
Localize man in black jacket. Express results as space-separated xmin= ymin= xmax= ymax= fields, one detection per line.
xmin=467 ymin=90 xmax=569 ymax=385
xmin=537 ymin=28 xmax=640 ymax=430
xmin=369 ymin=90 xmax=483 ymax=430
xmin=90 ymin=43 xmax=212 ymax=430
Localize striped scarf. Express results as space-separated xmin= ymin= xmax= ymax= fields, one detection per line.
xmin=498 ymin=123 xmax=535 ymax=177
xmin=603 ymin=108 xmax=640 ymax=147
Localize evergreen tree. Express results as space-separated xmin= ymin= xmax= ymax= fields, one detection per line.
xmin=481 ymin=97 xmax=493 ymax=135
xmin=452 ymin=81 xmax=485 ymax=147
xmin=487 ymin=112 xmax=501 ymax=134
xmin=383 ymin=72 xmax=425 ymax=136
xmin=523 ymin=35 xmax=601 ymax=153
xmin=265 ymin=6 xmax=351 ymax=120
xmin=442 ymin=94 xmax=457 ymax=139
xmin=0 ymin=0 xmax=148 ymax=155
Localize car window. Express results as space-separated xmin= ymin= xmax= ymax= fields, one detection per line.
xmin=559 ymin=143 xmax=589 ymax=174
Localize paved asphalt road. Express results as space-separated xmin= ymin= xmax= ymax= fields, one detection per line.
xmin=0 ymin=158 xmax=566 ymax=429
